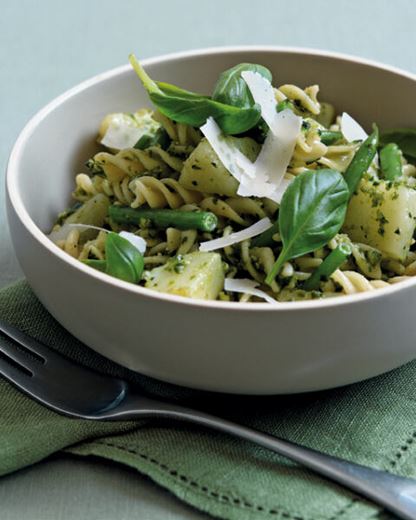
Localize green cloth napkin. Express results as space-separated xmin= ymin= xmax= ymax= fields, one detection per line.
xmin=1 ymin=281 xmax=415 ymax=520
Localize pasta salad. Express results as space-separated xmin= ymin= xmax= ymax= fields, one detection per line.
xmin=49 ymin=56 xmax=416 ymax=303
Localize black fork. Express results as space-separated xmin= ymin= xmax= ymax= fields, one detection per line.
xmin=1 ymin=318 xmax=416 ymax=520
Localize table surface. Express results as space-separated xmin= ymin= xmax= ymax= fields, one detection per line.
xmin=1 ymin=0 xmax=416 ymax=518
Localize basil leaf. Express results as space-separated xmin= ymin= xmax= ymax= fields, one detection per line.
xmin=212 ymin=63 xmax=272 ymax=108
xmin=105 ymin=232 xmax=144 ymax=284
xmin=156 ymin=81 xmax=210 ymax=100
xmin=265 ymin=169 xmax=349 ymax=284
xmin=82 ymin=259 xmax=107 ymax=272
xmin=380 ymin=128 xmax=416 ymax=163
xmin=152 ymin=92 xmax=261 ymax=135
xmin=129 ymin=55 xmax=261 ymax=135
xmin=251 ymin=219 xmax=279 ymax=247
xmin=279 ymin=169 xmax=349 ymax=258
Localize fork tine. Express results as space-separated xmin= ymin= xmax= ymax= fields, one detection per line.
xmin=0 ymin=353 xmax=70 ymax=415
xmin=0 ymin=337 xmax=41 ymax=373
xmin=0 ymin=336 xmax=39 ymax=374
xmin=0 ymin=318 xmax=53 ymax=363
xmin=0 ymin=352 xmax=33 ymax=386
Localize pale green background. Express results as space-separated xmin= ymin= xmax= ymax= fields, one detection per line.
xmin=1 ymin=0 xmax=415 ymax=518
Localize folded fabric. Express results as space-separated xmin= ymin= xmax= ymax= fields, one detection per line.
xmin=1 ymin=280 xmax=414 ymax=520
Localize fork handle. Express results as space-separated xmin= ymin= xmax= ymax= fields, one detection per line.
xmin=113 ymin=398 xmax=416 ymax=519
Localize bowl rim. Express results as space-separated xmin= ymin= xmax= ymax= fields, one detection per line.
xmin=7 ymin=44 xmax=416 ymax=312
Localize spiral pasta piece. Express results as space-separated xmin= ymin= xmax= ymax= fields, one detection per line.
xmin=225 ymin=197 xmax=269 ymax=219
xmin=388 ymin=276 xmax=413 ymax=284
xmin=78 ymin=231 xmax=107 ymax=260
xmin=276 ymin=84 xmax=320 ymax=115
xmin=129 ymin=177 xmax=203 ymax=209
xmin=93 ymin=146 xmax=183 ymax=183
xmin=74 ymin=174 xmax=136 ymax=206
xmin=75 ymin=173 xmax=203 ymax=210
xmin=56 ymin=228 xmax=80 ymax=258
xmin=250 ymin=246 xmax=280 ymax=292
xmin=292 ymin=125 xmax=327 ymax=164
xmin=318 ymin=144 xmax=358 ymax=173
xmin=147 ymin=228 xmax=198 ymax=259
xmin=330 ymin=269 xmax=375 ymax=294
xmin=153 ymin=111 xmax=202 ymax=146
xmin=240 ymin=240 xmax=263 ymax=284
xmin=200 ymin=196 xmax=274 ymax=226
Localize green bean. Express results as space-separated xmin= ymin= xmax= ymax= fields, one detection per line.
xmin=109 ymin=206 xmax=218 ymax=232
xmin=344 ymin=125 xmax=379 ymax=197
xmin=380 ymin=143 xmax=402 ymax=181
xmin=319 ymin=130 xmax=343 ymax=145
xmin=251 ymin=220 xmax=279 ymax=247
xmin=303 ymin=243 xmax=352 ymax=291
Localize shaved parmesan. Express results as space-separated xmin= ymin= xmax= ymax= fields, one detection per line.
xmin=201 ymin=72 xmax=301 ymax=203
xmin=69 ymin=223 xmax=108 ymax=233
xmin=255 ymin=110 xmax=301 ymax=186
xmin=242 ymin=71 xmax=301 ymax=183
xmin=238 ymin=174 xmax=294 ymax=204
xmin=49 ymin=224 xmax=147 ymax=254
xmin=48 ymin=222 xmax=107 ymax=242
xmin=200 ymin=118 xmax=256 ymax=180
xmin=224 ymin=278 xmax=278 ymax=304
xmin=241 ymin=71 xmax=278 ymax=132
xmin=100 ymin=123 xmax=145 ymax=151
xmin=340 ymin=112 xmax=368 ymax=142
xmin=237 ymin=177 xmax=277 ymax=199
xmin=341 ymin=112 xmax=379 ymax=169
xmin=199 ymin=217 xmax=272 ymax=252
xmin=100 ymin=110 xmax=160 ymax=151
xmin=48 ymin=226 xmax=71 ymax=242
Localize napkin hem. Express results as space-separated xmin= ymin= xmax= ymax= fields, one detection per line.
xmin=67 ymin=439 xmax=380 ymax=520
xmin=388 ymin=430 xmax=416 ymax=471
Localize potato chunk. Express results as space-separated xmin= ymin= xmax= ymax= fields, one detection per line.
xmin=50 ymin=194 xmax=110 ymax=243
xmin=343 ymin=179 xmax=416 ymax=260
xmin=145 ymin=252 xmax=224 ymax=300
xmin=179 ymin=137 xmax=259 ymax=196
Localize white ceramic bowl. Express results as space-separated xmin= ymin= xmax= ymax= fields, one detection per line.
xmin=6 ymin=46 xmax=416 ymax=394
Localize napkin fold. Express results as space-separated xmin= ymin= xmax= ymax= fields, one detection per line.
xmin=0 ymin=280 xmax=414 ymax=520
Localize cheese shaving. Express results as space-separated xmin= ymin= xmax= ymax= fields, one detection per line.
xmin=199 ymin=217 xmax=272 ymax=252
xmin=341 ymin=112 xmax=379 ymax=169
xmin=48 ymin=223 xmax=107 ymax=242
xmin=242 ymin=71 xmax=302 ymax=185
xmin=49 ymin=224 xmax=146 ymax=254
xmin=201 ymin=72 xmax=301 ymax=203
xmin=241 ymin=71 xmax=278 ymax=132
xmin=238 ymin=174 xmax=294 ymax=204
xmin=340 ymin=112 xmax=368 ymax=142
xmin=100 ymin=123 xmax=144 ymax=151
xmin=255 ymin=111 xmax=301 ymax=186
xmin=237 ymin=173 xmax=277 ymax=199
xmin=224 ymin=278 xmax=278 ymax=304
xmin=200 ymin=118 xmax=256 ymax=180
xmin=100 ymin=111 xmax=160 ymax=151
